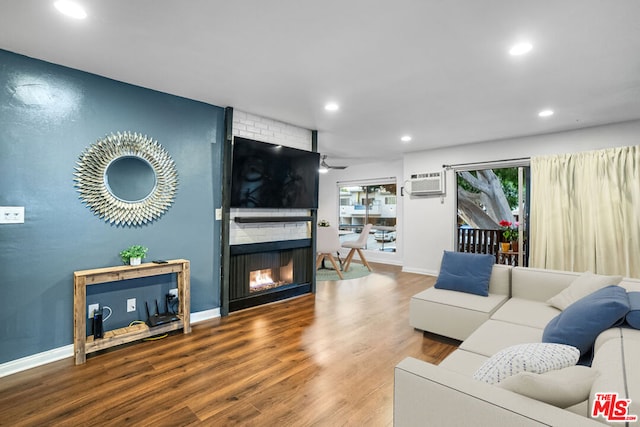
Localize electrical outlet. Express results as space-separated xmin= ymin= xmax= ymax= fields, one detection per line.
xmin=88 ymin=303 xmax=99 ymax=318
xmin=169 ymin=288 xmax=178 ymax=298
xmin=127 ymin=298 xmax=136 ymax=312
xmin=0 ymin=206 xmax=25 ymax=224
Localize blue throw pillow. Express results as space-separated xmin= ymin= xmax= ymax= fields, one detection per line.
xmin=626 ymin=292 xmax=640 ymax=329
xmin=434 ymin=251 xmax=494 ymax=297
xmin=543 ymin=285 xmax=630 ymax=355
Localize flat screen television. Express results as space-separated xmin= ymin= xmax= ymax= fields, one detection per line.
xmin=230 ymin=137 xmax=320 ymax=209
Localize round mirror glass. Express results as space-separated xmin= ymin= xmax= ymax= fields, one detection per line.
xmin=104 ymin=156 xmax=157 ymax=202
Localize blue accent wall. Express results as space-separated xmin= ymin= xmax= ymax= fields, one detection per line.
xmin=0 ymin=49 xmax=224 ymax=363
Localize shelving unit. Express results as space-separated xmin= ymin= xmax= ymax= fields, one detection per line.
xmin=73 ymin=259 xmax=191 ymax=365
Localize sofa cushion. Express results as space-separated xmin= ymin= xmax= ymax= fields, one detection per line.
xmin=626 ymin=291 xmax=640 ymax=329
xmin=438 ymin=349 xmax=488 ymax=377
xmin=412 ymin=287 xmax=508 ymax=313
xmin=434 ymin=251 xmax=494 ymax=297
xmin=473 ymin=343 xmax=580 ymax=384
xmin=543 ymin=286 xmax=630 ymax=356
xmin=590 ymin=336 xmax=640 ymax=425
xmin=620 ymin=279 xmax=640 ymax=293
xmin=409 ymin=287 xmax=509 ymax=341
xmin=546 ymin=271 xmax=623 ymax=311
xmin=460 ymin=320 xmax=543 ymax=357
xmin=498 ymin=366 xmax=598 ymax=408
xmin=487 ymin=264 xmax=512 ymax=296
xmin=512 ymin=267 xmax=580 ymax=302
xmin=594 ymin=327 xmax=640 ymax=356
xmin=491 ymin=298 xmax=561 ymax=329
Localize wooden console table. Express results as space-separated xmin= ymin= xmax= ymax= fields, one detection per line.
xmin=73 ymin=259 xmax=191 ymax=365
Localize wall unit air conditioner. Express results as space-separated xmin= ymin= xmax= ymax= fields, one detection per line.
xmin=406 ymin=171 xmax=445 ymax=196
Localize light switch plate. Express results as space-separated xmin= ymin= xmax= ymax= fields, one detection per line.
xmin=215 ymin=208 xmax=222 ymax=220
xmin=0 ymin=206 xmax=24 ymax=224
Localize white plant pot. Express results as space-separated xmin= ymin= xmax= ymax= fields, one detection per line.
xmin=129 ymin=257 xmax=142 ymax=266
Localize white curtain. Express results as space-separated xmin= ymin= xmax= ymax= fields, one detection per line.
xmin=529 ymin=145 xmax=640 ymax=277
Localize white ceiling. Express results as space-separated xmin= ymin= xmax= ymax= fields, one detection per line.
xmin=2 ymin=1 xmax=640 ymax=165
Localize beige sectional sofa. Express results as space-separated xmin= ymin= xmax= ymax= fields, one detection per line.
xmin=396 ymin=266 xmax=640 ymax=426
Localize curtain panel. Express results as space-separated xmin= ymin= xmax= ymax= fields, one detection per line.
xmin=530 ymin=145 xmax=640 ymax=277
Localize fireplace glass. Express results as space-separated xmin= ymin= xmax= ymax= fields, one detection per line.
xmin=249 ymin=259 xmax=294 ymax=293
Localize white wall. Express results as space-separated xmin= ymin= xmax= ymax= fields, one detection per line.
xmin=318 ymin=159 xmax=404 ymax=265
xmin=402 ymin=119 xmax=640 ymax=275
xmin=230 ymin=110 xmax=313 ymax=244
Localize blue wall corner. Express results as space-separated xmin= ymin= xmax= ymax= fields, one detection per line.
xmin=0 ymin=49 xmax=224 ymax=363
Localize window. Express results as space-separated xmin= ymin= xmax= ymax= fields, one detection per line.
xmin=338 ymin=181 xmax=397 ymax=252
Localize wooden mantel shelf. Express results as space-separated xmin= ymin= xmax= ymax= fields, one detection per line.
xmin=73 ymin=259 xmax=191 ymax=365
xmin=234 ymin=216 xmax=313 ymax=223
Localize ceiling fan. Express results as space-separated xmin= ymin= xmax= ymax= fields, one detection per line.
xmin=319 ymin=155 xmax=348 ymax=173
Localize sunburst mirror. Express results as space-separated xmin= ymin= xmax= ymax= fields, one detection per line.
xmin=74 ymin=131 xmax=178 ymax=226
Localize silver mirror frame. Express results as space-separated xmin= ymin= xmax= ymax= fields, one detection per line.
xmin=74 ymin=131 xmax=178 ymax=226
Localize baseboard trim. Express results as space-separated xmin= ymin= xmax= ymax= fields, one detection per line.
xmin=402 ymin=266 xmax=438 ymax=276
xmin=0 ymin=345 xmax=74 ymax=378
xmin=0 ymin=308 xmax=222 ymax=378
xmin=367 ymin=257 xmax=403 ymax=266
xmin=190 ymin=308 xmax=221 ymax=324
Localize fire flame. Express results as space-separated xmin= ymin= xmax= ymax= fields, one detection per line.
xmin=250 ymin=269 xmax=274 ymax=288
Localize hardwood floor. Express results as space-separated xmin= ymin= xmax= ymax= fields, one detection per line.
xmin=0 ymin=264 xmax=458 ymax=426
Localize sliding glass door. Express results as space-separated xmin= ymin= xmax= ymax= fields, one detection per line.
xmin=456 ymin=166 xmax=530 ymax=266
xmin=338 ymin=181 xmax=397 ymax=252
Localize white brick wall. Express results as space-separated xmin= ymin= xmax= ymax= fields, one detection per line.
xmin=230 ymin=110 xmax=314 ymax=245
xmin=232 ymin=110 xmax=312 ymax=151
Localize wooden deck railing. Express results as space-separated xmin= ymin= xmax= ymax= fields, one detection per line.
xmin=457 ymin=227 xmax=525 ymax=266
xmin=457 ymin=227 xmax=501 ymax=262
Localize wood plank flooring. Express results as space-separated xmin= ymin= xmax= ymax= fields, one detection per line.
xmin=0 ymin=264 xmax=458 ymax=426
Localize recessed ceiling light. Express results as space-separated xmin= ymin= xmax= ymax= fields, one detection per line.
xmin=509 ymin=42 xmax=533 ymax=56
xmin=54 ymin=1 xmax=87 ymax=19
xmin=538 ymin=109 xmax=554 ymax=117
xmin=401 ymin=135 xmax=412 ymax=142
xmin=324 ymin=102 xmax=339 ymax=112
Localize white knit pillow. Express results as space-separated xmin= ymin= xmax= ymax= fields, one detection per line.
xmin=473 ymin=343 xmax=580 ymax=384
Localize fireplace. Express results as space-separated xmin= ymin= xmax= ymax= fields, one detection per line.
xmin=249 ymin=260 xmax=293 ymax=293
xmin=229 ymin=239 xmax=312 ymax=311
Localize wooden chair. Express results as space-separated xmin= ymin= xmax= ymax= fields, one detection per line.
xmin=316 ymin=226 xmax=343 ymax=279
xmin=342 ymin=223 xmax=373 ymax=272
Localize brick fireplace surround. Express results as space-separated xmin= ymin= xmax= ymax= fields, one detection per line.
xmin=224 ymin=110 xmax=316 ymax=313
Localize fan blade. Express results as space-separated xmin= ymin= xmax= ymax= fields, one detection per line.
xmin=320 ymin=155 xmax=348 ymax=169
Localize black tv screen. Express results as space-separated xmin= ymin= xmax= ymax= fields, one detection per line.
xmin=230 ymin=137 xmax=320 ymax=209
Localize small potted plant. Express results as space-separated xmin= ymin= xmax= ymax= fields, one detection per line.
xmin=499 ymin=220 xmax=519 ymax=252
xmin=119 ymin=245 xmax=148 ymax=266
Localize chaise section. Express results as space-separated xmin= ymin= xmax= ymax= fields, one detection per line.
xmin=590 ymin=329 xmax=640 ymax=426
xmin=409 ymin=264 xmax=511 ymax=341
xmin=394 ymin=357 xmax=601 ymax=427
